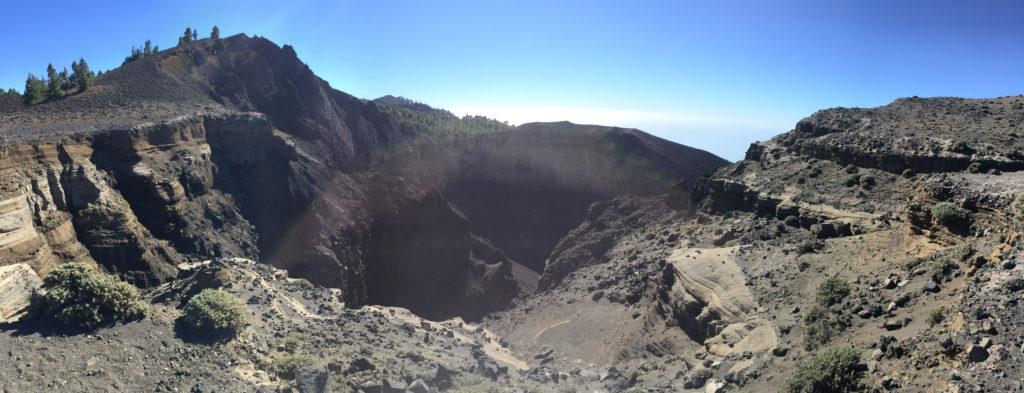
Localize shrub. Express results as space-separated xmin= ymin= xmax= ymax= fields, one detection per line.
xmin=816 ymin=277 xmax=850 ymax=307
xmin=858 ymin=175 xmax=875 ymax=189
xmin=951 ymin=243 xmax=974 ymax=262
xmin=40 ymin=262 xmax=149 ymax=328
xmin=797 ymin=240 xmax=821 ymax=255
xmin=930 ymin=202 xmax=968 ymax=227
xmin=282 ymin=332 xmax=306 ymax=351
xmin=780 ymin=346 xmax=863 ymax=393
xmin=927 ymin=308 xmax=944 ymax=326
xmin=900 ymin=258 xmax=923 ymax=271
xmin=274 ymin=354 xmax=314 ymax=380
xmin=784 ymin=215 xmax=800 ymax=227
xmin=967 ymin=162 xmax=982 ymax=173
xmin=929 ymin=257 xmax=956 ymax=281
xmin=802 ymin=305 xmax=852 ymax=350
xmin=844 ymin=164 xmax=859 ymax=174
xmin=842 ymin=174 xmax=860 ymax=187
xmin=182 ymin=289 xmax=247 ymax=335
xmin=450 ymin=373 xmax=502 ymax=393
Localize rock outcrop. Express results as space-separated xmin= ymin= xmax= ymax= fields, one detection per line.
xmin=0 ymin=263 xmax=41 ymax=322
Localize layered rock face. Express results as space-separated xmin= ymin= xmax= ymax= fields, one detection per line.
xmin=0 ymin=33 xmax=726 ymax=321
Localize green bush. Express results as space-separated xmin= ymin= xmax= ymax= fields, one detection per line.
xmin=930 ymin=202 xmax=968 ymax=227
xmin=182 ymin=289 xmax=247 ymax=334
xmin=780 ymin=346 xmax=862 ymax=393
xmin=967 ymin=162 xmax=982 ymax=173
xmin=802 ymin=305 xmax=851 ymax=350
xmin=929 ymin=257 xmax=956 ymax=281
xmin=900 ymin=257 xmax=923 ymax=271
xmin=842 ymin=174 xmax=860 ymax=187
xmin=274 ymin=354 xmax=314 ymax=380
xmin=40 ymin=262 xmax=149 ymax=328
xmin=784 ymin=215 xmax=800 ymax=227
xmin=815 ymin=277 xmax=850 ymax=307
xmin=951 ymin=242 xmax=974 ymax=262
xmin=844 ymin=164 xmax=859 ymax=174
xmin=927 ymin=307 xmax=944 ymax=326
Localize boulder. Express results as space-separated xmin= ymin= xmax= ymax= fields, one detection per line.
xmin=968 ymin=345 xmax=989 ymax=362
xmin=0 ymin=264 xmax=42 ymax=322
xmin=295 ymin=365 xmax=332 ymax=393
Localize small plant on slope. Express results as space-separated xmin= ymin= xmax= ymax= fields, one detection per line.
xmin=181 ymin=288 xmax=247 ymax=336
xmin=40 ymin=262 xmax=149 ymax=328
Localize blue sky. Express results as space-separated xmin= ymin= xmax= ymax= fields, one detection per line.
xmin=2 ymin=1 xmax=1023 ymax=160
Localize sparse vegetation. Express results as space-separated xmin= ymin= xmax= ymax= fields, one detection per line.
xmin=802 ymin=305 xmax=853 ymax=350
xmin=952 ymin=242 xmax=974 ymax=262
xmin=844 ymin=164 xmax=859 ymax=174
xmin=181 ymin=289 xmax=247 ymax=335
xmin=780 ymin=346 xmax=863 ymax=393
xmin=784 ymin=215 xmax=800 ymax=227
xmin=927 ymin=307 xmax=944 ymax=326
xmin=449 ymin=373 xmax=502 ymax=393
xmin=901 ymin=257 xmax=924 ymax=271
xmin=930 ymin=202 xmax=968 ymax=227
xmin=967 ymin=162 xmax=982 ymax=173
xmin=858 ymin=175 xmax=875 ymax=189
xmin=273 ymin=354 xmax=314 ymax=380
xmin=929 ymin=256 xmax=956 ymax=281
xmin=797 ymin=240 xmax=822 ymax=255
xmin=815 ymin=277 xmax=850 ymax=307
xmin=377 ymin=101 xmax=511 ymax=141
xmin=282 ymin=332 xmax=306 ymax=352
xmin=39 ymin=262 xmax=149 ymax=328
xmin=842 ymin=174 xmax=860 ymax=187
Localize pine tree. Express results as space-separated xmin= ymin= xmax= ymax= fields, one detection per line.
xmin=23 ymin=74 xmax=46 ymax=105
xmin=211 ymin=26 xmax=220 ymax=40
xmin=45 ymin=64 xmax=64 ymax=98
xmin=153 ymin=45 xmax=159 ymax=53
xmin=6 ymin=88 xmax=17 ymax=95
xmin=192 ymin=29 xmax=197 ymax=41
xmin=184 ymin=27 xmax=193 ymax=44
xmin=144 ymin=40 xmax=152 ymax=55
xmin=59 ymin=67 xmax=73 ymax=91
xmin=75 ymin=58 xmax=95 ymax=92
xmin=178 ymin=37 xmax=184 ymax=46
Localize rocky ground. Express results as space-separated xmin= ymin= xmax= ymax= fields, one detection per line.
xmin=2 ymin=30 xmax=1024 ymax=393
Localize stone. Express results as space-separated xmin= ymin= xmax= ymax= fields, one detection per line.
xmin=885 ymin=301 xmax=897 ymax=313
xmin=968 ymin=345 xmax=989 ymax=362
xmin=347 ymin=358 xmax=375 ymax=375
xmin=980 ymin=337 xmax=992 ymax=349
xmin=0 ymin=264 xmax=42 ymax=322
xmin=1001 ymin=260 xmax=1016 ymax=270
xmin=871 ymin=349 xmax=884 ymax=361
xmin=772 ymin=347 xmax=789 ymax=357
xmin=295 ymin=365 xmax=331 ymax=393
xmin=1006 ymin=278 xmax=1024 ymax=292
xmin=382 ymin=378 xmax=406 ymax=393
xmin=683 ymin=370 xmax=711 ymax=389
xmin=883 ymin=278 xmax=897 ymax=289
xmin=922 ymin=280 xmax=939 ymax=293
xmin=407 ymin=379 xmax=429 ymax=393
xmin=883 ymin=319 xmax=903 ymax=330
